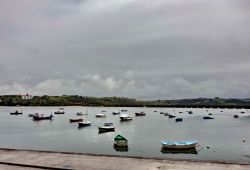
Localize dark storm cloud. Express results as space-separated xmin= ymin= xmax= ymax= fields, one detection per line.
xmin=0 ymin=0 xmax=250 ymax=99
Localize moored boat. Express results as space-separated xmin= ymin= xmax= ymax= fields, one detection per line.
xmin=120 ymin=114 xmax=133 ymax=121
xmin=98 ymin=126 xmax=115 ymax=133
xmin=54 ymin=108 xmax=65 ymax=114
xmin=76 ymin=112 xmax=83 ymax=116
xmin=175 ymin=118 xmax=183 ymax=122
xmin=114 ymin=134 xmax=128 ymax=147
xmin=112 ymin=111 xmax=120 ymax=115
xmin=203 ymin=116 xmax=214 ymax=120
xmin=69 ymin=118 xmax=83 ymax=123
xmin=135 ymin=112 xmax=146 ymax=116
xmin=78 ymin=121 xmax=91 ymax=127
xmin=168 ymin=114 xmax=176 ymax=118
xmin=164 ymin=113 xmax=170 ymax=116
xmin=10 ymin=110 xmax=22 ymax=115
xmin=96 ymin=113 xmax=106 ymax=118
xmin=233 ymin=115 xmax=239 ymax=118
xmin=161 ymin=140 xmax=198 ymax=149
xmin=33 ymin=114 xmax=53 ymax=121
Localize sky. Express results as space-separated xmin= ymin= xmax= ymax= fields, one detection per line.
xmin=0 ymin=0 xmax=250 ymax=99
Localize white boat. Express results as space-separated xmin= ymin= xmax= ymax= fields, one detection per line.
xmin=161 ymin=140 xmax=198 ymax=149
xmin=120 ymin=114 xmax=133 ymax=121
xmin=96 ymin=113 xmax=106 ymax=118
xmin=98 ymin=126 xmax=115 ymax=133
xmin=78 ymin=121 xmax=91 ymax=127
xmin=54 ymin=108 xmax=65 ymax=114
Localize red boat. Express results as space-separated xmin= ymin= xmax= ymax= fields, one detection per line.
xmin=69 ymin=118 xmax=83 ymax=123
xmin=135 ymin=112 xmax=146 ymax=116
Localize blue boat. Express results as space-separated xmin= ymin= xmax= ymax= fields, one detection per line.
xmin=161 ymin=140 xmax=198 ymax=149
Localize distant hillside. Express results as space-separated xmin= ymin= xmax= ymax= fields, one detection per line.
xmin=0 ymin=95 xmax=249 ymax=108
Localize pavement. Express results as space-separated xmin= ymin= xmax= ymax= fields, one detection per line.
xmin=0 ymin=148 xmax=249 ymax=170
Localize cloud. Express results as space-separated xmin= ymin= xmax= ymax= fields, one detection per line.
xmin=0 ymin=0 xmax=250 ymax=99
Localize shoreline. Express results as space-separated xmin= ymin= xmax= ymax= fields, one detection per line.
xmin=0 ymin=148 xmax=249 ymax=170
xmin=0 ymin=148 xmax=249 ymax=165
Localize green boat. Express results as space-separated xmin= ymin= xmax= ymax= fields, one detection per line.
xmin=114 ymin=134 xmax=128 ymax=147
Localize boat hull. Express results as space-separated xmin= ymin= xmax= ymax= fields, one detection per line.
xmin=98 ymin=127 xmax=115 ymax=133
xmin=161 ymin=141 xmax=197 ymax=149
xmin=120 ymin=117 xmax=133 ymax=121
xmin=33 ymin=115 xmax=53 ymax=121
xmin=69 ymin=119 xmax=83 ymax=123
xmin=96 ymin=114 xmax=106 ymax=118
xmin=135 ymin=112 xmax=146 ymax=116
xmin=114 ymin=141 xmax=128 ymax=147
xmin=78 ymin=122 xmax=91 ymax=127
xmin=54 ymin=112 xmax=65 ymax=114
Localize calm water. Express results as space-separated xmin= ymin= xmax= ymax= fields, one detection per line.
xmin=0 ymin=106 xmax=250 ymax=162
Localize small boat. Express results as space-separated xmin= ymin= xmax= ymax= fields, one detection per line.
xmin=69 ymin=118 xmax=83 ymax=123
xmin=160 ymin=112 xmax=165 ymax=114
xmin=54 ymin=108 xmax=65 ymax=114
xmin=120 ymin=114 xmax=133 ymax=121
xmin=161 ymin=140 xmax=198 ymax=149
xmin=104 ymin=122 xmax=113 ymax=126
xmin=233 ymin=115 xmax=239 ymax=118
xmin=168 ymin=114 xmax=176 ymax=118
xmin=208 ymin=113 xmax=212 ymax=115
xmin=164 ymin=113 xmax=170 ymax=116
xmin=33 ymin=115 xmax=53 ymax=121
xmin=188 ymin=111 xmax=193 ymax=114
xmin=121 ymin=109 xmax=128 ymax=112
xmin=98 ymin=126 xmax=115 ymax=133
xmin=101 ymin=110 xmax=106 ymax=112
xmin=78 ymin=121 xmax=91 ymax=127
xmin=96 ymin=113 xmax=106 ymax=118
xmin=203 ymin=116 xmax=214 ymax=120
xmin=112 ymin=111 xmax=120 ymax=115
xmin=114 ymin=134 xmax=128 ymax=147
xmin=175 ymin=118 xmax=183 ymax=122
xmin=179 ymin=111 xmax=183 ymax=113
xmin=135 ymin=112 xmax=146 ymax=116
xmin=241 ymin=111 xmax=245 ymax=114
xmin=76 ymin=112 xmax=83 ymax=116
xmin=10 ymin=110 xmax=22 ymax=115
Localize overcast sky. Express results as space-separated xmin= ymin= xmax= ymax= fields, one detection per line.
xmin=0 ymin=0 xmax=250 ymax=99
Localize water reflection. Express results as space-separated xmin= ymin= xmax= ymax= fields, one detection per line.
xmin=113 ymin=145 xmax=129 ymax=152
xmin=161 ymin=147 xmax=198 ymax=154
